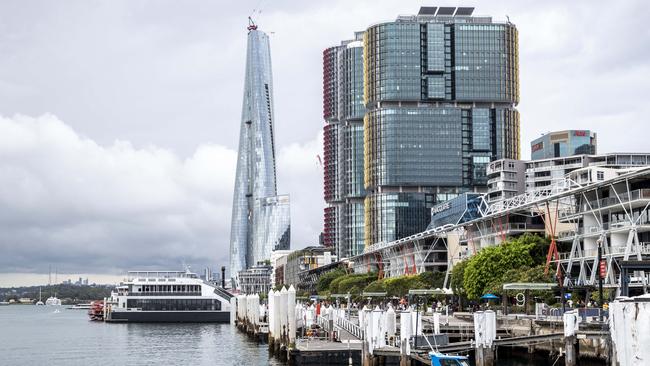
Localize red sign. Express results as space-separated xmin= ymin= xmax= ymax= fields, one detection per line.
xmin=599 ymin=260 xmax=607 ymax=279
xmin=531 ymin=142 xmax=544 ymax=152
xmin=574 ymin=130 xmax=587 ymax=137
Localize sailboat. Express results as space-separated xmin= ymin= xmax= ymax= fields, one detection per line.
xmin=45 ymin=267 xmax=61 ymax=306
xmin=35 ymin=287 xmax=44 ymax=306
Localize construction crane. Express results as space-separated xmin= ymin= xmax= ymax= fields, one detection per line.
xmin=247 ymin=16 xmax=257 ymax=31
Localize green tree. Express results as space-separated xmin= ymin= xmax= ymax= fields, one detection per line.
xmin=418 ymin=271 xmax=445 ymax=289
xmin=450 ymin=260 xmax=468 ymax=297
xmin=316 ymin=268 xmax=346 ymax=294
xmin=337 ymin=273 xmax=376 ymax=295
xmin=363 ymin=279 xmax=386 ymax=293
xmin=463 ymin=235 xmax=541 ymax=299
xmin=383 ymin=275 xmax=428 ymax=297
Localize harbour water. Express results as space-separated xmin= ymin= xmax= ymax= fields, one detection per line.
xmin=0 ymin=306 xmax=282 ymax=365
xmin=1 ymin=306 xmax=604 ymax=365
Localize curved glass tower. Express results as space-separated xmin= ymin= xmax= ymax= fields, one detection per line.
xmin=230 ymin=24 xmax=290 ymax=287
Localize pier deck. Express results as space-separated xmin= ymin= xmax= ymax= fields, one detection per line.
xmin=290 ymin=339 xmax=362 ymax=365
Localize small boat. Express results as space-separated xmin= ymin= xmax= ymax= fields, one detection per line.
xmin=45 ymin=293 xmax=62 ymax=306
xmin=429 ymin=352 xmax=470 ymax=366
xmin=69 ymin=303 xmax=92 ymax=310
xmin=88 ymin=301 xmax=105 ymax=321
xmin=35 ymin=287 xmax=44 ymax=306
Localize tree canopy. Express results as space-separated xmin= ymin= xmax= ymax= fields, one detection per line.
xmin=460 ymin=234 xmax=552 ymax=299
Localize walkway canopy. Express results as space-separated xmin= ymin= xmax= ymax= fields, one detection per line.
xmin=502 ymin=282 xmax=556 ymax=291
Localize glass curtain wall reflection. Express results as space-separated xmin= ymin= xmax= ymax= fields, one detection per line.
xmin=361 ymin=9 xmax=520 ymax=246
xmin=323 ymin=34 xmax=367 ymax=259
xmin=324 ymin=8 xmax=521 ymax=251
xmin=230 ymin=25 xmax=290 ymax=287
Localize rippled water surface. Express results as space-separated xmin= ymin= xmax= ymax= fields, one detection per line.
xmin=0 ymin=306 xmax=283 ymax=365
xmin=1 ymin=306 xmax=606 ymax=365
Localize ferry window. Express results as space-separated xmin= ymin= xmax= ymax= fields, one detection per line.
xmin=597 ymin=171 xmax=604 ymax=181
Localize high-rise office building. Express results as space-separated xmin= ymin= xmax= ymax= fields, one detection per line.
xmin=323 ymin=7 xmax=521 ymax=253
xmin=531 ymin=130 xmax=597 ymax=160
xmin=323 ymin=32 xmax=366 ymax=259
xmin=230 ymin=22 xmax=290 ymax=287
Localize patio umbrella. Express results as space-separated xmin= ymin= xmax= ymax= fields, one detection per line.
xmin=481 ymin=294 xmax=499 ymax=300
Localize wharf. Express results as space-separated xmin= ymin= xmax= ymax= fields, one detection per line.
xmin=289 ymin=339 xmax=362 ymax=366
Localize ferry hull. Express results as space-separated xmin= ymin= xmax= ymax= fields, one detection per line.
xmin=107 ymin=311 xmax=230 ymax=323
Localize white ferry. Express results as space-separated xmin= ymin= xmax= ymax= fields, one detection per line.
xmin=104 ymin=269 xmax=233 ymax=323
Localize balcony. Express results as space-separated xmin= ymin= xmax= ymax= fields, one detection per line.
xmin=579 ymin=189 xmax=650 ymax=213
xmin=468 ymin=223 xmax=545 ymax=240
xmin=557 ymin=242 xmax=650 ymax=260
xmin=558 ymin=217 xmax=650 ymax=241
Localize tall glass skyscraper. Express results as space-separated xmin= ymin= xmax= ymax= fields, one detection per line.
xmin=230 ymin=23 xmax=290 ymax=287
xmin=323 ymin=32 xmax=367 ymax=260
xmin=323 ymin=7 xmax=521 ymax=253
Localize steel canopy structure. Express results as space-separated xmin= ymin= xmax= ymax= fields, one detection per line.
xmin=350 ymin=167 xmax=650 ymax=293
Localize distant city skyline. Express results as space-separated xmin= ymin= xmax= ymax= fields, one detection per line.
xmin=0 ymin=0 xmax=648 ymax=286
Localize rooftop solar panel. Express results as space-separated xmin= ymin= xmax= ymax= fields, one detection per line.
xmin=455 ymin=7 xmax=474 ymax=16
xmin=418 ymin=6 xmax=437 ymax=15
xmin=436 ymin=7 xmax=456 ymax=16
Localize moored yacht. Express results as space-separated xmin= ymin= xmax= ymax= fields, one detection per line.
xmin=103 ymin=269 xmax=233 ymax=323
xmin=45 ymin=293 xmax=61 ymax=306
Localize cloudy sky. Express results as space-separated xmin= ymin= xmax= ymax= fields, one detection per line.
xmin=1 ymin=0 xmax=648 ymax=286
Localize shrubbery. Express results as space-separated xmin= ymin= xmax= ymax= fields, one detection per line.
xmin=331 ymin=273 xmax=376 ymax=295
xmin=456 ymin=234 xmax=553 ymax=299
xmin=316 ymin=268 xmax=346 ymax=294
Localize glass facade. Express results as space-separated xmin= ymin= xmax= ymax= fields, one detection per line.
xmin=365 ymin=192 xmax=434 ymax=245
xmin=365 ymin=107 xmax=463 ymax=188
xmin=325 ymin=9 xmax=521 ymax=250
xmin=427 ymin=193 xmax=482 ymax=229
xmin=251 ymin=195 xmax=290 ymax=265
xmin=364 ymin=22 xmax=422 ymax=104
xmin=531 ymin=130 xmax=597 ymax=160
xmin=323 ymin=123 xmax=339 ymax=203
xmin=339 ymin=42 xmax=365 ymax=120
xmin=343 ymin=200 xmax=365 ymax=259
xmin=323 ymin=38 xmax=367 ymax=258
xmin=127 ymin=298 xmax=222 ymax=311
xmin=230 ymin=29 xmax=290 ymax=287
xmin=342 ymin=123 xmax=365 ymax=198
xmin=453 ymin=23 xmax=519 ymax=103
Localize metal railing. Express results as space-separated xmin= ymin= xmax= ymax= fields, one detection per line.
xmin=580 ymin=189 xmax=650 ymax=212
xmin=471 ymin=223 xmax=545 ymax=239
xmin=557 ymin=242 xmax=650 ymax=260
xmin=335 ymin=316 xmax=364 ymax=339
xmin=558 ymin=218 xmax=650 ymax=240
xmin=213 ymin=287 xmax=233 ymax=300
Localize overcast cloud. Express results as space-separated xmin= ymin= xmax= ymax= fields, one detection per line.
xmin=0 ymin=0 xmax=648 ymax=285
